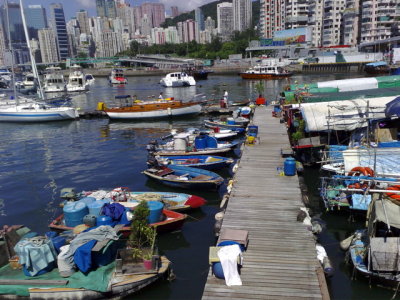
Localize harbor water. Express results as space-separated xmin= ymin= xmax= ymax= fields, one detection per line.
xmin=0 ymin=72 xmax=395 ymax=299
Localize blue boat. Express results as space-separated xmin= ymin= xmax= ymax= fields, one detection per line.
xmin=154 ymin=155 xmax=234 ymax=170
xmin=143 ymin=165 xmax=224 ymax=190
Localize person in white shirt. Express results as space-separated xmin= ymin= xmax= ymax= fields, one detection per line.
xmin=223 ymin=90 xmax=229 ymax=107
xmin=158 ymin=92 xmax=163 ymax=100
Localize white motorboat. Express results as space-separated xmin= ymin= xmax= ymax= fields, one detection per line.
xmin=85 ymin=73 xmax=95 ymax=85
xmin=43 ymin=66 xmax=66 ymax=93
xmin=22 ymin=72 xmax=35 ymax=87
xmin=160 ymin=72 xmax=196 ymax=87
xmin=66 ymin=65 xmax=88 ymax=92
xmin=109 ymin=68 xmax=127 ymax=84
xmin=0 ymin=68 xmax=11 ymax=82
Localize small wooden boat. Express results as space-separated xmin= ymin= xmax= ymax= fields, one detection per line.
xmin=230 ymin=99 xmax=250 ymax=106
xmin=64 ymin=188 xmax=206 ymax=211
xmin=154 ymin=155 xmax=234 ymax=170
xmin=99 ymin=95 xmax=202 ymax=120
xmin=143 ymin=165 xmax=224 ymax=190
xmin=0 ymin=226 xmax=172 ymax=300
xmin=204 ymin=118 xmax=249 ymax=130
xmin=49 ymin=209 xmax=187 ymax=235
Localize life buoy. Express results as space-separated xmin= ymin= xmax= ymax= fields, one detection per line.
xmin=347 ymin=167 xmax=374 ymax=189
xmin=386 ymin=185 xmax=400 ymax=200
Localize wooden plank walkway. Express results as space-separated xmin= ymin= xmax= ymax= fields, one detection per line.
xmin=202 ymin=107 xmax=329 ymax=300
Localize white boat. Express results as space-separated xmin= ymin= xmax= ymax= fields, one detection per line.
xmin=160 ymin=72 xmax=196 ymax=87
xmin=66 ymin=65 xmax=88 ymax=92
xmin=0 ymin=0 xmax=78 ymax=123
xmin=0 ymin=68 xmax=11 ymax=82
xmin=109 ymin=68 xmax=127 ymax=84
xmin=85 ymin=73 xmax=95 ymax=85
xmin=43 ymin=66 xmax=66 ymax=93
xmin=22 ymin=72 xmax=35 ymax=87
xmin=240 ymin=65 xmax=293 ymax=79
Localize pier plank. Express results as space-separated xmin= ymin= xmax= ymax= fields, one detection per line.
xmin=202 ymin=107 xmax=327 ymax=300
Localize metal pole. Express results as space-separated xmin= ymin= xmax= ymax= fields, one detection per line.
xmin=4 ymin=0 xmax=18 ymax=105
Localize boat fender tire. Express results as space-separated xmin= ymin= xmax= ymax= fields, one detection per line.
xmin=386 ymin=185 xmax=400 ymax=200
xmin=347 ymin=166 xmax=374 ymax=189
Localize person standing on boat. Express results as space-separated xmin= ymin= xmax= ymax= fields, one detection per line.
xmin=222 ymin=90 xmax=229 ymax=108
xmin=158 ymin=92 xmax=163 ymax=100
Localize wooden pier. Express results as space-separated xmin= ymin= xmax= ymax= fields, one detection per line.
xmin=202 ymin=106 xmax=329 ymax=300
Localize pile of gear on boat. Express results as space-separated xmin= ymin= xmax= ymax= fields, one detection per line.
xmin=277 ymin=76 xmax=400 ymax=291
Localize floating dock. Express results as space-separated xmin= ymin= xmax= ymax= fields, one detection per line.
xmin=202 ymin=106 xmax=329 ymax=300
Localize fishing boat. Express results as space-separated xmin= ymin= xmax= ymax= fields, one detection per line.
xmin=109 ymin=68 xmax=127 ymax=84
xmin=21 ymin=72 xmax=35 ymax=87
xmin=347 ymin=196 xmax=400 ymax=289
xmin=160 ymin=72 xmax=196 ymax=87
xmin=85 ymin=74 xmax=95 ymax=85
xmin=183 ymin=65 xmax=213 ymax=80
xmin=43 ymin=67 xmax=66 ymax=93
xmin=204 ymin=117 xmax=249 ymax=130
xmin=60 ymin=187 xmax=206 ymax=212
xmin=0 ymin=225 xmax=172 ymax=300
xmin=66 ymin=65 xmax=89 ymax=92
xmin=99 ymin=95 xmax=202 ymax=120
xmin=173 ymin=128 xmax=239 ymax=140
xmin=49 ymin=208 xmax=186 ymax=235
xmin=143 ymin=165 xmax=224 ymax=190
xmin=364 ymin=61 xmax=391 ymax=75
xmin=240 ymin=64 xmax=293 ymax=79
xmin=153 ymin=155 xmax=234 ymax=171
xmin=147 ymin=134 xmax=238 ymax=157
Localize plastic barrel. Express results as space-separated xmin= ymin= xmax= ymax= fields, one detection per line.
xmin=217 ymin=240 xmax=246 ymax=252
xmin=78 ymin=196 xmax=96 ymax=206
xmin=147 ymin=201 xmax=164 ymax=224
xmin=88 ymin=200 xmax=107 ymax=217
xmin=63 ymin=201 xmax=89 ymax=228
xmin=195 ymin=136 xmax=207 ymax=149
xmin=284 ymin=157 xmax=296 ymax=176
xmin=227 ymin=118 xmax=235 ymax=125
xmin=212 ymin=262 xmax=225 ymax=279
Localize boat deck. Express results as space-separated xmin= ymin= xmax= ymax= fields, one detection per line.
xmin=202 ymin=106 xmax=329 ymax=300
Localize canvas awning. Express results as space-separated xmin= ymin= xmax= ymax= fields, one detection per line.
xmin=373 ymin=199 xmax=400 ymax=229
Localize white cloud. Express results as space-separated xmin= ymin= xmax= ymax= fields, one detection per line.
xmin=78 ymin=0 xmax=96 ymax=9
xmin=159 ymin=0 xmax=216 ymax=13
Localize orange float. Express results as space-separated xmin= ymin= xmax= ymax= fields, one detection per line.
xmin=386 ymin=185 xmax=400 ymax=200
xmin=347 ymin=166 xmax=374 ymax=189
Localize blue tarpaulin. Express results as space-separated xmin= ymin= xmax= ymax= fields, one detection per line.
xmin=385 ymin=96 xmax=400 ymax=117
xmin=366 ymin=61 xmax=388 ymax=67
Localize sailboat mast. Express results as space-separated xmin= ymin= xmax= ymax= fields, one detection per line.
xmin=4 ymin=0 xmax=18 ymax=105
xmin=19 ymin=0 xmax=45 ymax=100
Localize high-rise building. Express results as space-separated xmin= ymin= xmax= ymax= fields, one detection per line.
xmin=195 ymin=8 xmax=205 ymax=31
xmin=49 ymin=3 xmax=70 ymax=60
xmin=0 ymin=2 xmax=25 ymax=45
xmin=140 ymin=3 xmax=165 ymax=28
xmin=76 ymin=10 xmax=90 ymax=36
xmin=171 ymin=6 xmax=179 ymax=18
xmin=217 ymin=2 xmax=233 ymax=40
xmin=25 ymin=5 xmax=47 ymax=39
xmin=0 ymin=25 xmax=6 ymax=65
xmin=97 ymin=31 xmax=123 ymax=57
xmin=342 ymin=0 xmax=360 ymax=46
xmin=322 ymin=0 xmax=345 ymax=46
xmin=116 ymin=3 xmax=136 ymax=36
xmin=233 ymin=0 xmax=252 ymax=32
xmin=259 ymin=0 xmax=285 ymax=39
xmin=38 ymin=28 xmax=59 ymax=63
xmin=177 ymin=19 xmax=197 ymax=43
xmin=96 ymin=0 xmax=117 ymax=19
xmin=205 ymin=16 xmax=216 ymax=32
xmin=360 ymin=0 xmax=399 ymax=43
xmin=140 ymin=14 xmax=152 ymax=36
xmin=308 ymin=0 xmax=324 ymax=47
xmin=285 ymin=0 xmax=308 ymax=29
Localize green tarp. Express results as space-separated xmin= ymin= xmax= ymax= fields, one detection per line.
xmin=289 ymin=83 xmax=318 ymax=90
xmin=0 ymin=262 xmax=115 ymax=296
xmin=376 ymin=75 xmax=400 ymax=88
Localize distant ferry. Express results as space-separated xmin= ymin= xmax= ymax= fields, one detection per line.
xmin=240 ymin=65 xmax=293 ymax=79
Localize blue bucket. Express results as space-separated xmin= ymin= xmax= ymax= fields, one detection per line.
xmin=147 ymin=201 xmax=164 ymax=224
xmin=195 ymin=136 xmax=207 ymax=149
xmin=96 ymin=215 xmax=113 ymax=226
xmin=63 ymin=201 xmax=89 ymax=228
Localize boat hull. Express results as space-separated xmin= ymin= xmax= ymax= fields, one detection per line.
xmin=204 ymin=120 xmax=248 ymax=129
xmin=0 ymin=107 xmax=78 ymax=122
xmin=105 ymin=104 xmax=202 ymax=120
xmin=157 ymin=155 xmax=233 ymax=170
xmin=154 ymin=147 xmax=231 ymax=157
xmin=240 ymin=73 xmax=293 ymax=79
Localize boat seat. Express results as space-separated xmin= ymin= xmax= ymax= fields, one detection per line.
xmin=184 ymin=158 xmax=200 ymax=164
xmin=155 ymin=167 xmax=174 ymax=176
xmin=192 ymin=175 xmax=213 ymax=181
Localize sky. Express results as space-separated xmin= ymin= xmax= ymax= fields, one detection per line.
xmin=21 ymin=0 xmax=217 ymax=20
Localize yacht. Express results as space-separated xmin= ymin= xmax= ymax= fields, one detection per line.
xmin=66 ymin=65 xmax=88 ymax=92
xmin=160 ymin=72 xmax=196 ymax=87
xmin=21 ymin=73 xmax=35 ymax=87
xmin=43 ymin=67 xmax=66 ymax=93
xmin=109 ymin=68 xmax=127 ymax=84
xmin=0 ymin=68 xmax=11 ymax=82
xmin=85 ymin=73 xmax=95 ymax=85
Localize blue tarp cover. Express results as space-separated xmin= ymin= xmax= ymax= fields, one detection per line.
xmin=366 ymin=61 xmax=388 ymax=67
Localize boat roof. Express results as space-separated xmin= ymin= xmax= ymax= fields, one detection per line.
xmin=366 ymin=61 xmax=388 ymax=67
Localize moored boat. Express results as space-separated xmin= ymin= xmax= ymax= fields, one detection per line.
xmin=43 ymin=66 xmax=66 ymax=93
xmin=364 ymin=61 xmax=391 ymax=75
xmin=204 ymin=118 xmax=249 ymax=130
xmin=109 ymin=69 xmax=127 ymax=84
xmin=66 ymin=65 xmax=89 ymax=92
xmin=99 ymin=95 xmax=202 ymax=120
xmin=160 ymin=72 xmax=196 ymax=87
xmin=143 ymin=165 xmax=224 ymax=190
xmin=153 ymin=155 xmax=234 ymax=170
xmin=240 ymin=65 xmax=293 ymax=79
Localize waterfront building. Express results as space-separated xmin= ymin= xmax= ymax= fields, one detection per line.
xmin=171 ymin=6 xmax=179 ymax=18
xmin=199 ymin=30 xmax=213 ymax=44
xmin=76 ymin=10 xmax=90 ymax=36
xmin=49 ymin=3 xmax=70 ymax=61
xmin=151 ymin=26 xmax=179 ymax=44
xmin=116 ymin=3 xmax=136 ymax=37
xmin=321 ymin=0 xmax=345 ymax=47
xmin=195 ymin=8 xmax=205 ymax=31
xmin=217 ymin=2 xmax=233 ymax=40
xmin=96 ymin=0 xmax=117 ymax=19
xmin=140 ymin=3 xmax=165 ymax=28
xmin=342 ymin=0 xmax=360 ymax=47
xmin=38 ymin=28 xmax=59 ymax=63
xmin=97 ymin=31 xmax=123 ymax=57
xmin=259 ymin=0 xmax=285 ymax=38
xmin=308 ymin=0 xmax=324 ymax=47
xmin=0 ymin=2 xmax=25 ymax=45
xmin=285 ymin=0 xmax=308 ymax=29
xmin=205 ymin=16 xmax=216 ymax=32
xmin=112 ymin=17 xmax=124 ymax=34
xmin=66 ymin=18 xmax=80 ymax=57
xmin=233 ymin=0 xmax=252 ymax=32
xmin=360 ymin=0 xmax=400 ymax=43
xmin=25 ymin=5 xmax=47 ymax=40
xmin=140 ymin=14 xmax=152 ymax=36
xmin=29 ymin=38 xmax=41 ymax=63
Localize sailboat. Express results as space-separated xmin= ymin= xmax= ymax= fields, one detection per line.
xmin=0 ymin=0 xmax=78 ymax=122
